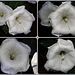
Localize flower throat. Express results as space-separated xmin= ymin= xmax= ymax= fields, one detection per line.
xmin=63 ymin=16 xmax=68 ymax=23
xmin=0 ymin=13 xmax=3 ymax=17
xmin=16 ymin=17 xmax=21 ymax=24
xmin=10 ymin=54 xmax=15 ymax=60
xmin=59 ymin=51 xmax=66 ymax=60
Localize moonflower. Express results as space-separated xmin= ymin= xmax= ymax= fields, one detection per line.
xmin=31 ymin=52 xmax=38 ymax=74
xmin=44 ymin=39 xmax=75 ymax=73
xmin=39 ymin=2 xmax=58 ymax=27
xmin=0 ymin=39 xmax=31 ymax=74
xmin=7 ymin=6 xmax=35 ymax=35
xmin=0 ymin=2 xmax=12 ymax=26
xmin=49 ymin=2 xmax=75 ymax=36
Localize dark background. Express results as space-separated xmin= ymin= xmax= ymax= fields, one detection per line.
xmin=38 ymin=1 xmax=75 ymax=37
xmin=38 ymin=38 xmax=75 ymax=74
xmin=0 ymin=38 xmax=37 ymax=74
xmin=0 ymin=1 xmax=37 ymax=37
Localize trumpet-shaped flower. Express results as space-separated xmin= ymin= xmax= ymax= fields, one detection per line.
xmin=49 ymin=2 xmax=75 ymax=36
xmin=31 ymin=52 xmax=38 ymax=74
xmin=44 ymin=39 xmax=75 ymax=73
xmin=0 ymin=39 xmax=31 ymax=74
xmin=39 ymin=2 xmax=58 ymax=27
xmin=0 ymin=2 xmax=12 ymax=26
xmin=7 ymin=6 xmax=35 ymax=35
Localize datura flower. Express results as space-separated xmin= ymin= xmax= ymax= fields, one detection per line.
xmin=7 ymin=6 xmax=35 ymax=35
xmin=44 ymin=39 xmax=75 ymax=73
xmin=31 ymin=52 xmax=38 ymax=74
xmin=0 ymin=39 xmax=31 ymax=74
xmin=39 ymin=2 xmax=58 ymax=27
xmin=49 ymin=2 xmax=75 ymax=36
xmin=0 ymin=2 xmax=12 ymax=26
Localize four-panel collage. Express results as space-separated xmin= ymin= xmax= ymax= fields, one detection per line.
xmin=0 ymin=0 xmax=75 ymax=75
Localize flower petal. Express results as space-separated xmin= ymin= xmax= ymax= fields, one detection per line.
xmin=47 ymin=43 xmax=59 ymax=59
xmin=31 ymin=52 xmax=37 ymax=74
xmin=60 ymin=55 xmax=74 ymax=73
xmin=28 ymin=1 xmax=37 ymax=4
xmin=32 ymin=67 xmax=38 ymax=74
xmin=39 ymin=2 xmax=58 ymax=27
xmin=0 ymin=2 xmax=12 ymax=26
xmin=44 ymin=58 xmax=56 ymax=71
xmin=31 ymin=52 xmax=37 ymax=67
xmin=44 ymin=55 xmax=61 ymax=71
xmin=67 ymin=51 xmax=75 ymax=65
xmin=58 ymin=39 xmax=74 ymax=50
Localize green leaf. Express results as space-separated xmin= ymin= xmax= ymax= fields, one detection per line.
xmin=2 ymin=26 xmax=8 ymax=34
xmin=9 ymin=1 xmax=23 ymax=9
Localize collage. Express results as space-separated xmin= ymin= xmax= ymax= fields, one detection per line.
xmin=0 ymin=0 xmax=75 ymax=75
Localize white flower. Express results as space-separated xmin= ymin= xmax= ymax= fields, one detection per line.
xmin=28 ymin=1 xmax=37 ymax=4
xmin=31 ymin=52 xmax=38 ymax=74
xmin=7 ymin=6 xmax=35 ymax=35
xmin=0 ymin=2 xmax=12 ymax=26
xmin=44 ymin=39 xmax=75 ymax=73
xmin=0 ymin=39 xmax=31 ymax=74
xmin=39 ymin=2 xmax=58 ymax=27
xmin=49 ymin=2 xmax=75 ymax=36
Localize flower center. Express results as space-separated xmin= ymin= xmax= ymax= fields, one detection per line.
xmin=16 ymin=17 xmax=21 ymax=24
xmin=63 ymin=16 xmax=68 ymax=23
xmin=0 ymin=13 xmax=3 ymax=17
xmin=59 ymin=51 xmax=66 ymax=60
xmin=10 ymin=54 xmax=15 ymax=60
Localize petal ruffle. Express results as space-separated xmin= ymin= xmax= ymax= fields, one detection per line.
xmin=0 ymin=39 xmax=31 ymax=74
xmin=7 ymin=6 xmax=35 ymax=35
xmin=0 ymin=2 xmax=12 ymax=26
xmin=44 ymin=55 xmax=61 ymax=71
xmin=60 ymin=55 xmax=74 ymax=73
xmin=49 ymin=2 xmax=75 ymax=36
xmin=39 ymin=2 xmax=58 ymax=27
